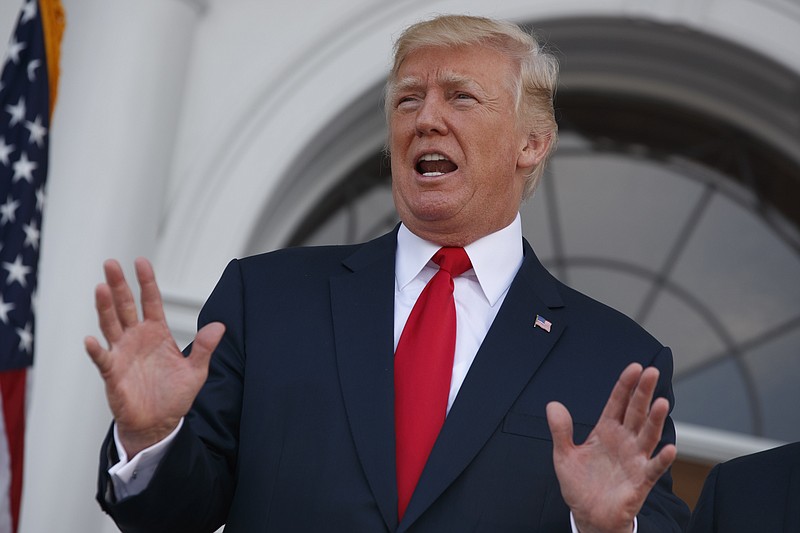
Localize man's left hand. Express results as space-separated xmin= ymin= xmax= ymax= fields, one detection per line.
xmin=546 ymin=363 xmax=677 ymax=533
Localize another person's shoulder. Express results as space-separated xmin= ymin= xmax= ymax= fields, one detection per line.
xmin=688 ymin=441 xmax=800 ymax=532
xmin=719 ymin=441 xmax=800 ymax=476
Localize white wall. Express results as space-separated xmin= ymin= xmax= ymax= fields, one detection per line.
xmin=0 ymin=0 xmax=797 ymax=531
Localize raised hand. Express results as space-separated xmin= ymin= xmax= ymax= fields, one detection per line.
xmin=85 ymin=257 xmax=225 ymax=457
xmin=546 ymin=363 xmax=677 ymax=533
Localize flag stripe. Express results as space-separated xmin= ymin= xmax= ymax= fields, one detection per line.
xmin=0 ymin=369 xmax=26 ymax=533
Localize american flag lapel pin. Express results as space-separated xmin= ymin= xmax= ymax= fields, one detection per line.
xmin=534 ymin=314 xmax=552 ymax=333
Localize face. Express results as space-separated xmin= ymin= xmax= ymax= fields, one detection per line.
xmin=389 ymin=44 xmax=541 ymax=246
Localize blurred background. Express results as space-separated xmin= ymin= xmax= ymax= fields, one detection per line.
xmin=1 ymin=0 xmax=798 ymax=531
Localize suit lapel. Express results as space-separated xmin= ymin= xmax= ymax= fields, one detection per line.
xmin=399 ymin=240 xmax=565 ymax=531
xmin=330 ymin=230 xmax=399 ymax=531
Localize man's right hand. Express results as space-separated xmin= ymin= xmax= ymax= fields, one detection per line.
xmin=85 ymin=257 xmax=225 ymax=458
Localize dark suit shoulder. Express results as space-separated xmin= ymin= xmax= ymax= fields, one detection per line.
xmin=553 ymin=278 xmax=664 ymax=355
xmin=235 ymin=229 xmax=397 ymax=280
xmin=688 ymin=442 xmax=800 ymax=532
xmin=237 ymin=243 xmax=360 ymax=275
xmin=519 ymin=239 xmax=663 ymax=353
xmin=717 ymin=441 xmax=800 ymax=480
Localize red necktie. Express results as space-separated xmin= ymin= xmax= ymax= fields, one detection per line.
xmin=394 ymin=247 xmax=472 ymax=520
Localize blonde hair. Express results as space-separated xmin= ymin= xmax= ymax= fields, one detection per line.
xmin=386 ymin=14 xmax=559 ymax=199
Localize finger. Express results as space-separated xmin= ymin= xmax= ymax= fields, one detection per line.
xmin=599 ymin=363 xmax=643 ymax=424
xmin=637 ymin=396 xmax=671 ymax=456
xmin=135 ymin=257 xmax=166 ymax=322
xmin=187 ymin=322 xmax=226 ymax=373
xmin=104 ymin=259 xmax=140 ymax=329
xmin=85 ymin=335 xmax=111 ymax=374
xmin=645 ymin=442 xmax=677 ymax=484
xmin=622 ymin=366 xmax=660 ymax=432
xmin=546 ymin=401 xmax=575 ymax=455
xmin=95 ymin=283 xmax=123 ymax=344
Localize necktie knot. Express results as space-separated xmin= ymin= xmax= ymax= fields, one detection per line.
xmin=432 ymin=247 xmax=471 ymax=278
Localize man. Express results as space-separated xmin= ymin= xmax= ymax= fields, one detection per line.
xmin=687 ymin=442 xmax=800 ymax=532
xmin=87 ymin=15 xmax=689 ymax=532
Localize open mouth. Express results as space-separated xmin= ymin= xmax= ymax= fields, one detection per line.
xmin=416 ymin=153 xmax=458 ymax=177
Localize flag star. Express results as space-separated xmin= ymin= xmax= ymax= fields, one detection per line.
xmin=3 ymin=255 xmax=32 ymax=287
xmin=7 ymin=36 xmax=27 ymax=65
xmin=35 ymin=186 xmax=45 ymax=211
xmin=23 ymin=221 xmax=40 ymax=249
xmin=0 ymin=137 xmax=15 ymax=166
xmin=25 ymin=115 xmax=47 ymax=147
xmin=16 ymin=322 xmax=33 ymax=354
xmin=27 ymin=58 xmax=41 ymax=82
xmin=5 ymin=96 xmax=26 ymax=126
xmin=21 ymin=0 xmax=38 ymax=24
xmin=12 ymin=151 xmax=37 ymax=183
xmin=0 ymin=197 xmax=20 ymax=225
xmin=22 ymin=220 xmax=40 ymax=250
xmin=0 ymin=294 xmax=15 ymax=324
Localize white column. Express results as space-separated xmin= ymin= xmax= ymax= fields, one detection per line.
xmin=19 ymin=0 xmax=204 ymax=532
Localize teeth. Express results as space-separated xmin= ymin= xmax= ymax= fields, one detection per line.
xmin=419 ymin=153 xmax=449 ymax=162
xmin=422 ymin=172 xmax=445 ymax=177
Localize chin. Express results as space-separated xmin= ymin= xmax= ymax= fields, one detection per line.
xmin=406 ymin=202 xmax=462 ymax=224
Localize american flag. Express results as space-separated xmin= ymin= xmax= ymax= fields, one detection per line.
xmin=0 ymin=1 xmax=63 ymax=531
xmin=534 ymin=314 xmax=552 ymax=333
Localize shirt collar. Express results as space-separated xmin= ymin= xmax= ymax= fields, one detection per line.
xmin=396 ymin=214 xmax=524 ymax=306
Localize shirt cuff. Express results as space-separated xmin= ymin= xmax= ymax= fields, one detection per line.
xmin=570 ymin=512 xmax=638 ymax=533
xmin=107 ymin=418 xmax=183 ymax=500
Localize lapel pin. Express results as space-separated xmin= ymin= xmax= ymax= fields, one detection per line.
xmin=534 ymin=314 xmax=552 ymax=333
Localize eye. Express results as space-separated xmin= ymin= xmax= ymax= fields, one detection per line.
xmin=395 ymin=95 xmax=420 ymax=110
xmin=452 ymin=92 xmax=477 ymax=105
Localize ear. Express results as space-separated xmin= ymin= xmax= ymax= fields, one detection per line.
xmin=517 ymin=131 xmax=552 ymax=170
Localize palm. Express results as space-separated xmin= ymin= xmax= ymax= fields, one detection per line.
xmin=85 ymin=258 xmax=224 ymax=456
xmin=547 ymin=364 xmax=677 ymax=533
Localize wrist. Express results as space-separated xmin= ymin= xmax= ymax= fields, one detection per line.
xmin=571 ymin=511 xmax=635 ymax=533
xmin=116 ymin=421 xmax=180 ymax=458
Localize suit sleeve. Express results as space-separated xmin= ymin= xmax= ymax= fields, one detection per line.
xmin=96 ymin=259 xmax=247 ymax=533
xmin=636 ymin=346 xmax=692 ymax=532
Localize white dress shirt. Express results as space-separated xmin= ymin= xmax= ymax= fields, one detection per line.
xmin=394 ymin=215 xmax=523 ymax=413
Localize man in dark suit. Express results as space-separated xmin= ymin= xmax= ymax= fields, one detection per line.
xmin=86 ymin=14 xmax=689 ymax=533
xmin=687 ymin=442 xmax=800 ymax=532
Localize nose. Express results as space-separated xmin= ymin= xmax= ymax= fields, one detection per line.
xmin=415 ymin=95 xmax=449 ymax=137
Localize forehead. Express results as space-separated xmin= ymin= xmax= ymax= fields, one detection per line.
xmin=394 ymin=45 xmax=516 ymax=91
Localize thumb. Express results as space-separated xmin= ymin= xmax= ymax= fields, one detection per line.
xmin=546 ymin=401 xmax=575 ymax=454
xmin=188 ymin=322 xmax=226 ymax=371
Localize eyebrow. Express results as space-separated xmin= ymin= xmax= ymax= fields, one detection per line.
xmin=391 ymin=71 xmax=486 ymax=98
xmin=438 ymin=71 xmax=484 ymax=93
xmin=391 ymin=76 xmax=424 ymax=96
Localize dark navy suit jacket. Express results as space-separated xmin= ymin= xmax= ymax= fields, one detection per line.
xmin=97 ymin=229 xmax=689 ymax=532
xmin=687 ymin=442 xmax=800 ymax=532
